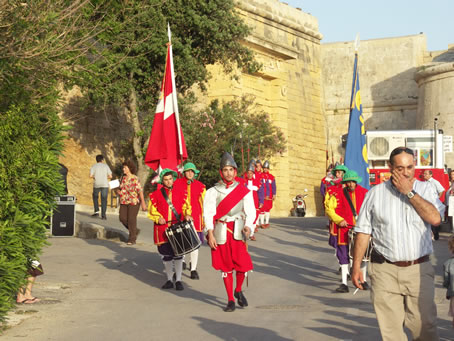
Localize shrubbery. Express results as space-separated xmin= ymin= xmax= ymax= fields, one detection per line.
xmin=0 ymin=105 xmax=64 ymax=322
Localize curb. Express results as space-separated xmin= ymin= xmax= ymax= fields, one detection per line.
xmin=75 ymin=221 xmax=128 ymax=241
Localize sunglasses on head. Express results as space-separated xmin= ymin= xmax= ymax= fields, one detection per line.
xmin=389 ymin=147 xmax=414 ymax=159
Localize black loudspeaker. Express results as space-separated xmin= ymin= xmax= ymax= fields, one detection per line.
xmin=51 ymin=196 xmax=76 ymax=236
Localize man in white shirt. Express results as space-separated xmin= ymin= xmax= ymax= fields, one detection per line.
xmin=423 ymin=170 xmax=445 ymax=197
xmin=89 ymin=154 xmax=112 ymax=219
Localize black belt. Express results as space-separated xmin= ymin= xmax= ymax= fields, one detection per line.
xmin=370 ymin=249 xmax=430 ymax=267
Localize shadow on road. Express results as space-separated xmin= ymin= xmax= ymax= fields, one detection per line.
xmin=82 ymin=239 xmax=226 ymax=309
xmin=192 ymin=317 xmax=293 ymax=341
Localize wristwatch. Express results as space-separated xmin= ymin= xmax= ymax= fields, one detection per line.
xmin=406 ymin=190 xmax=417 ymax=199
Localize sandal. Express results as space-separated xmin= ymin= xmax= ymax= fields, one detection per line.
xmin=17 ymin=297 xmax=40 ymax=304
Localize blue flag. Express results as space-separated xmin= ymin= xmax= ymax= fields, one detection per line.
xmin=344 ymin=53 xmax=370 ymax=189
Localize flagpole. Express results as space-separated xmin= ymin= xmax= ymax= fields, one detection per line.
xmin=247 ymin=135 xmax=250 ymax=163
xmin=240 ymin=131 xmax=245 ymax=174
xmin=167 ymin=23 xmax=184 ymax=165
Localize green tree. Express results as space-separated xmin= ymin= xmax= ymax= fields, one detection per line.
xmin=180 ymin=96 xmax=287 ymax=187
xmin=73 ymin=0 xmax=260 ymax=181
xmin=0 ymin=0 xmax=101 ymax=322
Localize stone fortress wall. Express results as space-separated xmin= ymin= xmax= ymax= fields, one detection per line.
xmin=322 ymin=34 xmax=454 ymax=168
xmin=58 ymin=0 xmax=454 ymax=216
xmin=199 ymin=0 xmax=326 ymax=217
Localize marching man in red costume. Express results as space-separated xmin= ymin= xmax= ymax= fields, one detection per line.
xmin=203 ymin=152 xmax=256 ymax=312
xmin=243 ymin=161 xmax=263 ymax=241
xmin=148 ymin=169 xmax=191 ymax=291
xmin=258 ymin=160 xmax=276 ymax=228
xmin=173 ymin=162 xmax=206 ymax=279
xmin=325 ymin=169 xmax=369 ymax=293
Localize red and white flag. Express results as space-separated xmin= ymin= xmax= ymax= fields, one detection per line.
xmin=145 ymin=26 xmax=187 ymax=172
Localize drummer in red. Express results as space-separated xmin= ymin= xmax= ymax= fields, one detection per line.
xmin=148 ymin=169 xmax=192 ymax=291
xmin=173 ymin=162 xmax=206 ymax=279
xmin=203 ymin=152 xmax=256 ymax=312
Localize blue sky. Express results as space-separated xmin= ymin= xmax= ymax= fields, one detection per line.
xmin=285 ymin=0 xmax=453 ymax=51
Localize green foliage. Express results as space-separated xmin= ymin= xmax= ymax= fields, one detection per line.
xmin=0 ymin=106 xmax=65 ymax=323
xmin=0 ymin=1 xmax=73 ymax=323
xmin=77 ymin=0 xmax=259 ymax=108
xmin=180 ymin=96 xmax=287 ymax=187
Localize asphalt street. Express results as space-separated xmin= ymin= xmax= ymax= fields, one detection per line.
xmin=2 ymin=208 xmax=453 ymax=340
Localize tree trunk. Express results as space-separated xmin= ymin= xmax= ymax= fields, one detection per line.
xmin=127 ymin=86 xmax=148 ymax=188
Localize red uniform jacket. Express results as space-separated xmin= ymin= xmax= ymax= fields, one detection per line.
xmin=173 ymin=178 xmax=206 ymax=232
xmin=149 ymin=186 xmax=189 ymax=245
xmin=328 ymin=184 xmax=368 ymax=245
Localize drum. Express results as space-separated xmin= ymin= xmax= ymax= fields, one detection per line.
xmin=348 ymin=230 xmax=373 ymax=261
xmin=165 ymin=220 xmax=201 ymax=257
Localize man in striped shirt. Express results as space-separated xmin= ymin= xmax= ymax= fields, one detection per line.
xmin=351 ymin=147 xmax=445 ymax=341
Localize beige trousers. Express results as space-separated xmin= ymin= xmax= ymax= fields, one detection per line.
xmin=369 ymin=261 xmax=439 ymax=341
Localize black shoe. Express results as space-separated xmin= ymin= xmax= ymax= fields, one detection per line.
xmin=362 ymin=282 xmax=370 ymax=290
xmin=162 ymin=280 xmax=174 ymax=289
xmin=224 ymin=300 xmax=236 ymax=312
xmin=190 ymin=270 xmax=199 ymax=280
xmin=234 ymin=291 xmax=248 ymax=307
xmin=175 ymin=281 xmax=184 ymax=291
xmin=101 ymin=216 xmax=107 ymax=220
xmin=434 ymin=231 xmax=439 ymax=240
xmin=335 ymin=284 xmax=349 ymax=293
xmin=91 ymin=212 xmax=99 ymax=217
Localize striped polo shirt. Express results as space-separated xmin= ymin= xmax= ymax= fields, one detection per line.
xmin=354 ymin=179 xmax=445 ymax=262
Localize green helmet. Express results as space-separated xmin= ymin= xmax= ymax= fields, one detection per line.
xmin=159 ymin=168 xmax=178 ymax=184
xmin=332 ymin=164 xmax=348 ymax=175
xmin=342 ymin=169 xmax=362 ymax=184
xmin=183 ymin=162 xmax=200 ymax=175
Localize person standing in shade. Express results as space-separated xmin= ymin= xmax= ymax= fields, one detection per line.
xmin=203 ymin=152 xmax=255 ymax=312
xmin=445 ymin=170 xmax=454 ymax=230
xmin=117 ymin=160 xmax=147 ymax=245
xmin=443 ymin=235 xmax=454 ymax=328
xmin=89 ymin=154 xmax=112 ymax=220
xmin=352 ymin=147 xmax=445 ymax=341
xmin=148 ymin=169 xmax=192 ymax=291
xmin=423 ymin=169 xmax=445 ymax=240
xmin=173 ymin=162 xmax=206 ymax=279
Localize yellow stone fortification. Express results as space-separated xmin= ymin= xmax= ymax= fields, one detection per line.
xmin=197 ymin=0 xmax=327 ymax=216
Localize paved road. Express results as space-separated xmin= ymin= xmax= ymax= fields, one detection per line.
xmin=2 ymin=209 xmax=453 ymax=340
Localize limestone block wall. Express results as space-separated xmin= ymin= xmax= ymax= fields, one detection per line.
xmin=197 ymin=0 xmax=326 ymax=216
xmin=415 ymin=46 xmax=454 ymax=167
xmin=321 ymin=34 xmax=427 ymax=161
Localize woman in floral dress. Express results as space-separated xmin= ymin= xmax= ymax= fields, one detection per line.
xmin=117 ymin=160 xmax=147 ymax=245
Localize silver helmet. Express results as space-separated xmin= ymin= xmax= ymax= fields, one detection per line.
xmin=246 ymin=161 xmax=255 ymax=172
xmin=263 ymin=160 xmax=270 ymax=169
xmin=220 ymin=152 xmax=238 ymax=169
